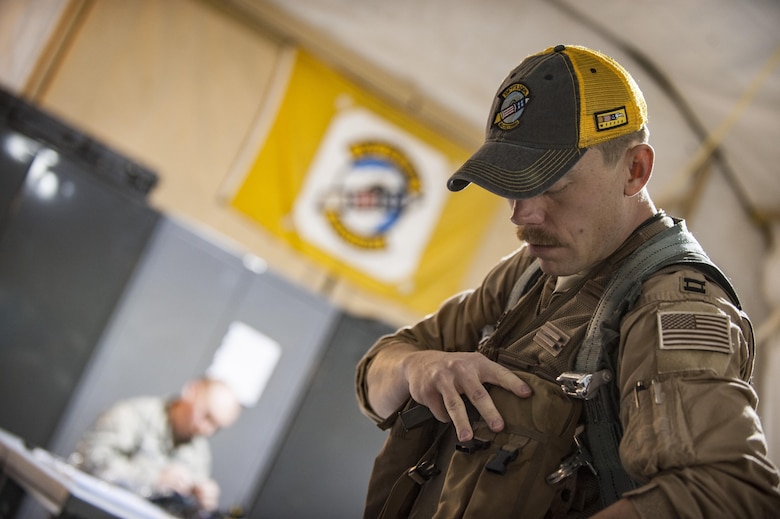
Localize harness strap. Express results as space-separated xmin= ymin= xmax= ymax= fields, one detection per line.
xmin=481 ymin=258 xmax=542 ymax=341
xmin=577 ymin=219 xmax=740 ymax=373
xmin=507 ymin=258 xmax=543 ymax=312
xmin=572 ymin=219 xmax=741 ymax=508
xmin=377 ymin=425 xmax=449 ymax=519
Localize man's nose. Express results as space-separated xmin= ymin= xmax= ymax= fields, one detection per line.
xmin=509 ymin=198 xmax=544 ymax=225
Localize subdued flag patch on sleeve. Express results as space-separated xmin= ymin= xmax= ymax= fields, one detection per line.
xmin=657 ymin=311 xmax=732 ymax=353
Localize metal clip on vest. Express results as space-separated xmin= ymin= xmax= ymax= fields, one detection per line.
xmin=546 ymin=429 xmax=597 ymax=484
xmin=555 ymin=370 xmax=612 ymax=400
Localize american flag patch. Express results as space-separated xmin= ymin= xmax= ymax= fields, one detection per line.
xmin=657 ymin=311 xmax=732 ymax=353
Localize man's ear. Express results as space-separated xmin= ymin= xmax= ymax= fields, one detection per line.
xmin=624 ymin=143 xmax=654 ymax=196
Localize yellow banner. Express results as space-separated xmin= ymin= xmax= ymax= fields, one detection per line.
xmin=231 ymin=50 xmax=500 ymax=314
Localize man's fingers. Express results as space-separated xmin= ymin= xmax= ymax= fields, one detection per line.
xmin=442 ymin=390 xmax=474 ymax=441
xmin=464 ymin=382 xmax=504 ymax=433
xmin=466 ymin=361 xmax=533 ymax=433
xmin=490 ymin=364 xmax=533 ymax=398
xmin=407 ymin=351 xmax=533 ymax=439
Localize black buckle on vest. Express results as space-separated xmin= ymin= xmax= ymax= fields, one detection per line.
xmin=399 ymin=405 xmax=434 ymax=431
xmin=455 ymin=437 xmax=491 ymax=454
xmin=485 ymin=447 xmax=519 ymax=475
xmin=407 ymin=460 xmax=440 ymax=484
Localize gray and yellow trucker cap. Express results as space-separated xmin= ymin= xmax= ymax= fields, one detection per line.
xmin=447 ymin=44 xmax=647 ymax=199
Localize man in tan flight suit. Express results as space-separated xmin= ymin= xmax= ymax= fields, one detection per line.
xmin=356 ymin=44 xmax=780 ymax=518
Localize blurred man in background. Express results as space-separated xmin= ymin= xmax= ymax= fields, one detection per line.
xmin=72 ymin=377 xmax=242 ymax=513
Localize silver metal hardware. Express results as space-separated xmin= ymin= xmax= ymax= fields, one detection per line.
xmin=546 ymin=429 xmax=597 ymax=484
xmin=556 ymin=370 xmax=612 ymax=400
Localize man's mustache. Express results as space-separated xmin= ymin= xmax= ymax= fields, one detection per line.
xmin=516 ymin=226 xmax=562 ymax=247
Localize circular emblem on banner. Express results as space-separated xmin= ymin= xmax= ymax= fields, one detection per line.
xmin=319 ymin=140 xmax=421 ymax=250
xmin=493 ymin=83 xmax=531 ymax=130
xmin=293 ymin=107 xmax=447 ymax=283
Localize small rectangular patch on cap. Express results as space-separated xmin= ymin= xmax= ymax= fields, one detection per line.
xmin=595 ymin=107 xmax=628 ymax=131
xmin=657 ymin=311 xmax=732 ymax=353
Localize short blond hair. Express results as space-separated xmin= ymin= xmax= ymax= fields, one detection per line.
xmin=592 ymin=126 xmax=649 ymax=166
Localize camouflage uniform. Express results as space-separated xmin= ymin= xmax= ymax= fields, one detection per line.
xmin=74 ymin=396 xmax=211 ymax=497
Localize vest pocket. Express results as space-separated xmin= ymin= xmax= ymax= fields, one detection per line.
xmin=432 ymin=372 xmax=582 ymax=519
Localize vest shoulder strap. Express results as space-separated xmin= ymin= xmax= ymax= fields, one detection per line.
xmin=570 ymin=218 xmax=741 ymax=508
xmin=577 ymin=218 xmax=740 ymax=373
xmin=480 ymin=258 xmax=542 ymax=341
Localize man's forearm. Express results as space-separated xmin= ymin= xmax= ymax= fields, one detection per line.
xmin=365 ymin=342 xmax=420 ymax=419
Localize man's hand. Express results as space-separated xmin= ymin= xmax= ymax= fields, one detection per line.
xmin=191 ymin=478 xmax=220 ymax=511
xmin=367 ymin=345 xmax=532 ymax=442
xmin=156 ymin=465 xmax=220 ymax=511
xmin=155 ymin=463 xmax=194 ymax=495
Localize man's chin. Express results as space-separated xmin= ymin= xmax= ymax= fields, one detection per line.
xmin=526 ymin=243 xmax=563 ymax=260
xmin=532 ymin=253 xmax=578 ymax=277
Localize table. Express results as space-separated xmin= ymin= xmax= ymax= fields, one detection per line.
xmin=0 ymin=428 xmax=175 ymax=519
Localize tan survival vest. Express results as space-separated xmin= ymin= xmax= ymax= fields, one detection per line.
xmin=363 ymin=216 xmax=741 ymax=519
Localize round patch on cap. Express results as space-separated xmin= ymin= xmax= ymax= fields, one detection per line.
xmin=493 ymin=83 xmax=531 ymax=131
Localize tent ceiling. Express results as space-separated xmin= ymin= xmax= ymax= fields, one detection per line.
xmin=215 ymin=0 xmax=780 ymax=323
xmin=247 ymin=0 xmax=780 ymax=222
